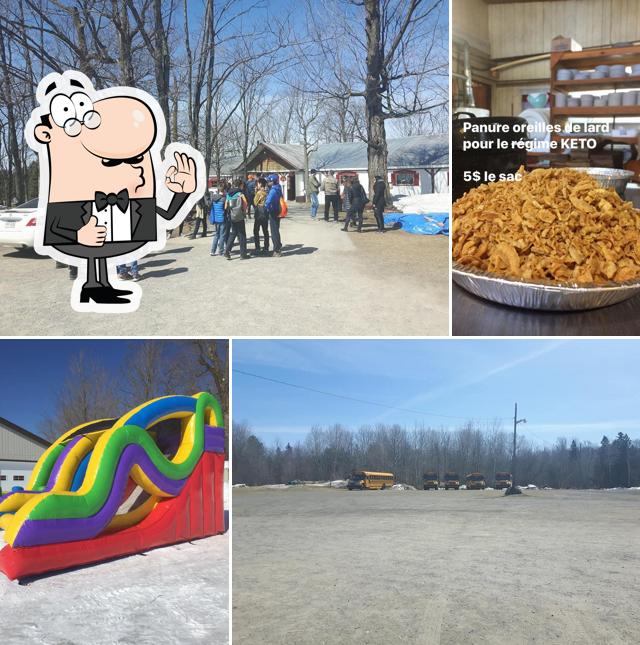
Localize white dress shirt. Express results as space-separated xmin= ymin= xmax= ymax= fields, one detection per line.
xmin=92 ymin=199 xmax=132 ymax=242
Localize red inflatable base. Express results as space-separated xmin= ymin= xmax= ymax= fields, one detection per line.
xmin=0 ymin=452 xmax=225 ymax=581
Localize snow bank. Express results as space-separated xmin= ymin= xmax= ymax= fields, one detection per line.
xmin=264 ymin=484 xmax=290 ymax=489
xmin=518 ymin=484 xmax=538 ymax=490
xmin=393 ymin=192 xmax=451 ymax=214
xmin=232 ymin=483 xmax=247 ymax=488
xmin=304 ymin=480 xmax=348 ymax=488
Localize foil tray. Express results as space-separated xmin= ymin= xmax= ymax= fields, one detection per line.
xmin=452 ymin=264 xmax=640 ymax=311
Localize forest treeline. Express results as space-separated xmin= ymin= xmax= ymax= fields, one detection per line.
xmin=232 ymin=421 xmax=639 ymax=489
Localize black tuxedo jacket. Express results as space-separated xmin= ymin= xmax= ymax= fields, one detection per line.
xmin=43 ymin=193 xmax=188 ymax=246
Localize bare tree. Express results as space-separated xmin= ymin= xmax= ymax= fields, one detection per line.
xmin=40 ymin=352 xmax=122 ymax=441
xmin=291 ymin=88 xmax=321 ymax=203
xmin=290 ymin=0 xmax=447 ymax=196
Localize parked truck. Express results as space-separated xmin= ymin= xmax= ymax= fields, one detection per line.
xmin=423 ymin=471 xmax=439 ymax=490
xmin=465 ymin=472 xmax=487 ymax=490
xmin=443 ymin=471 xmax=460 ymax=490
xmin=494 ymin=472 xmax=512 ymax=490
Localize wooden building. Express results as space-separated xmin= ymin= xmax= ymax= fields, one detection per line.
xmin=235 ymin=136 xmax=449 ymax=202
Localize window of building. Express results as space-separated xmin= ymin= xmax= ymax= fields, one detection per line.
xmin=393 ymin=171 xmax=417 ymax=186
xmin=0 ymin=475 xmax=6 ymax=481
xmin=13 ymin=475 xmax=25 ymax=481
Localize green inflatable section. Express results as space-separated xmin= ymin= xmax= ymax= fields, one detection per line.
xmin=24 ymin=393 xmax=220 ymax=522
xmin=31 ymin=442 xmax=68 ymax=491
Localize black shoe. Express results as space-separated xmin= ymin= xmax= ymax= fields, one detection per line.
xmin=80 ymin=286 xmax=130 ymax=304
xmin=225 ymin=253 xmax=231 ymax=260
xmin=108 ymin=286 xmax=134 ymax=296
xmin=240 ymin=254 xmax=250 ymax=259
xmin=341 ymin=227 xmax=348 ymax=231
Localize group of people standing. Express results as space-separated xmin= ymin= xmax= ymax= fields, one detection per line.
xmin=207 ymin=174 xmax=284 ymax=259
xmin=185 ymin=169 xmax=387 ymax=261
xmin=307 ymin=170 xmax=387 ymax=233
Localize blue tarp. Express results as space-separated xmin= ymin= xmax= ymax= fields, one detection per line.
xmin=384 ymin=212 xmax=449 ymax=236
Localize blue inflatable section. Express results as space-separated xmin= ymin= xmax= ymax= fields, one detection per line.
xmin=71 ymin=450 xmax=92 ymax=491
xmin=384 ymin=212 xmax=449 ymax=236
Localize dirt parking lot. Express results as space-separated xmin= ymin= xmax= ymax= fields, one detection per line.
xmin=232 ymin=487 xmax=640 ymax=644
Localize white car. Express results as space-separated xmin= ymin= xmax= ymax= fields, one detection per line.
xmin=0 ymin=198 xmax=39 ymax=248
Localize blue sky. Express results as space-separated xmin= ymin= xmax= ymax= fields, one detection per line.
xmin=232 ymin=339 xmax=640 ymax=447
xmin=0 ymin=340 xmax=192 ymax=435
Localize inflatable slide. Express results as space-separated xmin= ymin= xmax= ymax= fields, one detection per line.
xmin=0 ymin=392 xmax=225 ymax=580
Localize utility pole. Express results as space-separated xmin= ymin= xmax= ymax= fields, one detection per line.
xmin=507 ymin=402 xmax=526 ymax=495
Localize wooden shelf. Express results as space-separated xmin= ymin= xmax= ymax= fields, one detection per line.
xmin=553 ymin=106 xmax=640 ymax=116
xmin=554 ymin=76 xmax=640 ymax=92
xmin=551 ymin=45 xmax=640 ymax=70
xmin=548 ymin=45 xmax=640 ymax=160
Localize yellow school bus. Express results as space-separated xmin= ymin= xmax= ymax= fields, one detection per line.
xmin=347 ymin=470 xmax=395 ymax=490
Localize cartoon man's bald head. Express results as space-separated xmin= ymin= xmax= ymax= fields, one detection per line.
xmin=32 ymin=74 xmax=158 ymax=202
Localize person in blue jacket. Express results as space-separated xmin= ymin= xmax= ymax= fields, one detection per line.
xmin=209 ymin=189 xmax=228 ymax=256
xmin=265 ymin=174 xmax=283 ymax=257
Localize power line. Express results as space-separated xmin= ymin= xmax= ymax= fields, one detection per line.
xmin=233 ymin=368 xmax=512 ymax=423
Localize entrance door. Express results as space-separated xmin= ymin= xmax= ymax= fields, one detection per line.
xmin=287 ymin=171 xmax=296 ymax=201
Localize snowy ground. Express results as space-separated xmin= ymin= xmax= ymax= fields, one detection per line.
xmin=233 ymin=486 xmax=640 ymax=644
xmin=0 ymin=533 xmax=229 ymax=645
xmin=0 ymin=486 xmax=230 ymax=644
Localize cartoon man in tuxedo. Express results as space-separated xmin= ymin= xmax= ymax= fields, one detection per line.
xmin=26 ymin=70 xmax=204 ymax=311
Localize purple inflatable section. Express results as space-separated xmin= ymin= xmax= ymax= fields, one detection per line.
xmin=204 ymin=426 xmax=225 ymax=453
xmin=15 ymin=443 xmax=188 ymax=548
xmin=45 ymin=435 xmax=85 ymax=490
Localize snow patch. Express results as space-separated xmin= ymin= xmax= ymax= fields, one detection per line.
xmin=394 ymin=193 xmax=451 ymax=214
xmin=391 ymin=483 xmax=416 ymax=491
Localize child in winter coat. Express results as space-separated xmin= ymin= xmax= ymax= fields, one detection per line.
xmin=209 ymin=190 xmax=227 ymax=255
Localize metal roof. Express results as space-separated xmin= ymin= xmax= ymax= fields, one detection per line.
xmin=312 ymin=135 xmax=449 ymax=171
xmin=232 ymin=135 xmax=448 ymax=174
xmin=0 ymin=417 xmax=50 ymax=462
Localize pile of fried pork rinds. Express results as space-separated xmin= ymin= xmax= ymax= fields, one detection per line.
xmin=453 ymin=167 xmax=640 ymax=284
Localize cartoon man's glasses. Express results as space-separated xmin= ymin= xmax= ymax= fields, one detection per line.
xmin=63 ymin=111 xmax=101 ymax=136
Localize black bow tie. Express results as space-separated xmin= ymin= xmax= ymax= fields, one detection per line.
xmin=95 ymin=189 xmax=129 ymax=212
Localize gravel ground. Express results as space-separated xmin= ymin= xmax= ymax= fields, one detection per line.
xmin=0 ymin=533 xmax=229 ymax=645
xmin=232 ymin=487 xmax=640 ymax=645
xmin=0 ymin=205 xmax=448 ymax=336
